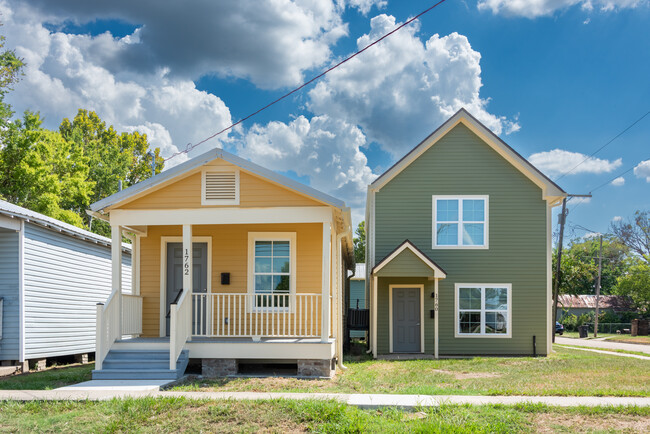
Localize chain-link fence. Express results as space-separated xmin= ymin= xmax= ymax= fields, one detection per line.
xmin=583 ymin=323 xmax=631 ymax=334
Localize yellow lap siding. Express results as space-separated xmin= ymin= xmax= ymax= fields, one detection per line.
xmin=138 ymin=223 xmax=324 ymax=337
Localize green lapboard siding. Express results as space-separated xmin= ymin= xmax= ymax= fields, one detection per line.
xmin=374 ymin=123 xmax=548 ymax=356
xmin=376 ymin=248 xmax=435 ymax=277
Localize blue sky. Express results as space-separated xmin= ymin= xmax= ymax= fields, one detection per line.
xmin=2 ymin=0 xmax=649 ymax=240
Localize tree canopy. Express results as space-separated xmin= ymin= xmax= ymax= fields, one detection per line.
xmin=353 ymin=221 xmax=365 ymax=264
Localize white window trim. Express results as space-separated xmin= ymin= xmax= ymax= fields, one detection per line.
xmin=388 ymin=284 xmax=425 ymax=354
xmin=454 ymin=283 xmax=512 ymax=338
xmin=247 ymin=232 xmax=297 ymax=313
xmin=432 ymin=195 xmax=489 ymax=249
xmin=201 ymin=168 xmax=240 ymax=206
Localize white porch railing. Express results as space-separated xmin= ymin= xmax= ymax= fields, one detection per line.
xmin=170 ymin=289 xmax=192 ymax=370
xmin=95 ymin=291 xmax=120 ymax=371
xmin=122 ymin=294 xmax=143 ymax=336
xmin=192 ymin=293 xmax=322 ymax=338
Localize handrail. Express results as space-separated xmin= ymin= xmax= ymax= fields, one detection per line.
xmin=166 ymin=288 xmax=184 ymax=318
xmin=95 ymin=290 xmax=120 ymax=370
xmin=169 ymin=288 xmax=191 ymax=370
xmin=122 ymin=294 xmax=143 ymax=336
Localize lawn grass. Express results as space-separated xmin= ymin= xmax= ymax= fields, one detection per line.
xmin=171 ymin=346 xmax=650 ymax=397
xmin=606 ymin=335 xmax=650 ymax=345
xmin=0 ymin=363 xmax=93 ymax=390
xmin=0 ymin=397 xmax=648 ymax=433
xmin=560 ymin=332 xmax=620 ymax=339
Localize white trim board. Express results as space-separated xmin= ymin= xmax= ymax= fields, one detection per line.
xmin=159 ymin=236 xmax=213 ymax=337
xmin=110 ymin=206 xmax=333 ymax=227
xmin=389 ymin=284 xmax=425 ymax=354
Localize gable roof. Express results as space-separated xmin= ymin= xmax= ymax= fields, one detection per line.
xmin=0 ymin=199 xmax=130 ymax=251
xmin=371 ymin=240 xmax=446 ymax=278
xmin=90 ymin=147 xmax=346 ymax=212
xmin=369 ymin=108 xmax=566 ymax=203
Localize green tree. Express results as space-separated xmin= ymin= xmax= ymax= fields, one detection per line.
xmin=59 ymin=109 xmax=164 ymax=235
xmin=616 ymin=259 xmax=650 ymax=316
xmin=553 ymin=236 xmax=628 ymax=295
xmin=0 ymin=30 xmax=24 ymax=128
xmin=353 ymin=221 xmax=365 ymax=264
xmin=0 ymin=111 xmax=93 ymax=226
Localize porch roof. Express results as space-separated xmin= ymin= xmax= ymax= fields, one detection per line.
xmin=372 ymin=240 xmax=446 ymax=279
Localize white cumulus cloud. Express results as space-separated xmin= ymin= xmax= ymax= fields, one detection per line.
xmin=528 ymin=149 xmax=622 ymax=177
xmin=477 ymin=0 xmax=646 ymax=18
xmin=611 ymin=176 xmax=625 ymax=186
xmin=345 ymin=0 xmax=387 ymax=14
xmin=236 ymin=115 xmax=376 ymax=222
xmin=634 ymin=160 xmax=650 ymax=182
xmin=307 ymin=14 xmax=519 ymax=157
xmin=612 ymin=216 xmax=623 ymax=222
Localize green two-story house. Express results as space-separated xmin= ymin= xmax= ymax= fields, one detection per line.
xmin=366 ymin=109 xmax=566 ymax=358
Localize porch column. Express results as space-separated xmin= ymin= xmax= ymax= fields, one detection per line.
xmin=321 ymin=222 xmax=331 ymax=343
xmin=111 ymin=225 xmax=122 ymax=337
xmin=372 ymin=275 xmax=377 ymax=358
xmin=182 ymin=224 xmax=193 ymax=341
xmin=434 ymin=278 xmax=439 ymax=359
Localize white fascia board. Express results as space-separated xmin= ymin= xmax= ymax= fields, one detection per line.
xmin=110 ymin=206 xmax=334 ymax=227
xmin=369 ymin=109 xmax=566 ymax=201
xmin=0 ymin=214 xmax=20 ymax=231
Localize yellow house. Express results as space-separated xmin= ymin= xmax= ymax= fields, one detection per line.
xmin=89 ymin=148 xmax=354 ymax=379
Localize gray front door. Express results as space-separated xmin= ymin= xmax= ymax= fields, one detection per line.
xmin=166 ymin=242 xmax=208 ymax=336
xmin=393 ymin=287 xmax=421 ymax=353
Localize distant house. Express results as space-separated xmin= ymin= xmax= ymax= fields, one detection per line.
xmin=557 ymin=295 xmax=635 ymax=320
xmin=0 ymin=200 xmax=131 ymax=372
xmin=349 ymin=264 xmax=366 ymax=339
xmin=365 ymin=109 xmax=566 ymax=358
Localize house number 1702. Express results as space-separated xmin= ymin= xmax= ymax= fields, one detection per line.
xmin=184 ymin=248 xmax=190 ymax=276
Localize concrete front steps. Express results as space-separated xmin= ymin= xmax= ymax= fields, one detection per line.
xmin=92 ymin=348 xmax=189 ymax=380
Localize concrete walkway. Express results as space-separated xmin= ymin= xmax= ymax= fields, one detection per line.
xmin=556 ymin=336 xmax=650 ymax=354
xmin=57 ymin=379 xmax=175 ymax=391
xmin=1 ymin=389 xmax=649 ymax=408
xmin=556 ymin=344 xmax=650 ymax=360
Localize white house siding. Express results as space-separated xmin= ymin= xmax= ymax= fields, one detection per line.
xmin=22 ymin=223 xmax=131 ymax=359
xmin=0 ymin=229 xmax=20 ymax=361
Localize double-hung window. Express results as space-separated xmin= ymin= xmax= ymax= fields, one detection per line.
xmin=248 ymin=233 xmax=296 ymax=310
xmin=433 ymin=196 xmax=488 ymax=248
xmin=455 ymin=284 xmax=511 ymax=337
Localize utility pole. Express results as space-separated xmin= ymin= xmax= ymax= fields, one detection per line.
xmin=594 ymin=234 xmax=602 ymax=338
xmin=552 ymin=193 xmax=591 ymax=344
xmin=552 ymin=198 xmax=567 ymax=344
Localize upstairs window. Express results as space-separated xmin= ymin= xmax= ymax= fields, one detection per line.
xmin=433 ymin=196 xmax=488 ymax=248
xmin=202 ymin=169 xmax=240 ymax=205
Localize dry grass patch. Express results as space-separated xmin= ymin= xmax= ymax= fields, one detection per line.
xmin=534 ymin=412 xmax=650 ymax=433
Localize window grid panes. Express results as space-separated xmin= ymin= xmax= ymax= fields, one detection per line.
xmin=254 ymin=240 xmax=291 ymax=308
xmin=457 ymin=286 xmax=509 ymax=336
xmin=434 ymin=197 xmax=486 ymax=247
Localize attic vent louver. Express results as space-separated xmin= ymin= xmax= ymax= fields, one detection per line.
xmin=202 ymin=170 xmax=240 ymax=205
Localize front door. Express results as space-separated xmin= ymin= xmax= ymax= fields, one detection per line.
xmin=393 ymin=287 xmax=421 ymax=353
xmin=166 ymin=242 xmax=208 ymax=336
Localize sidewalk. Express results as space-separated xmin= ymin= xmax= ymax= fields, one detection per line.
xmin=1 ymin=389 xmax=649 ymax=408
xmin=555 ymin=336 xmax=650 ymax=354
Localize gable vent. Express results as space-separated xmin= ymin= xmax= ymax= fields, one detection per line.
xmin=202 ymin=170 xmax=239 ymax=205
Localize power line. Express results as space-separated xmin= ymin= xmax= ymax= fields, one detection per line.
xmin=553 ymin=109 xmax=650 ymax=181
xmin=164 ymin=0 xmax=450 ymax=162
xmin=568 ymin=154 xmax=650 ymax=213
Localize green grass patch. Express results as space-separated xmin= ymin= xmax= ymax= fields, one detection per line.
xmin=1 ymin=398 xmax=647 ymax=433
xmin=555 ymin=344 xmax=650 ymax=358
xmin=171 ymin=346 xmax=650 ymax=397
xmin=606 ymin=335 xmax=650 ymax=345
xmin=560 ymin=332 xmax=620 ymax=339
xmin=0 ymin=363 xmax=93 ymax=390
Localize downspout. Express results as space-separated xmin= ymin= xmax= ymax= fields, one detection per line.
xmin=336 ymin=232 xmax=346 ymax=370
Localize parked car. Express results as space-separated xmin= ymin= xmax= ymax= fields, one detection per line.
xmin=555 ymin=322 xmax=564 ymax=335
